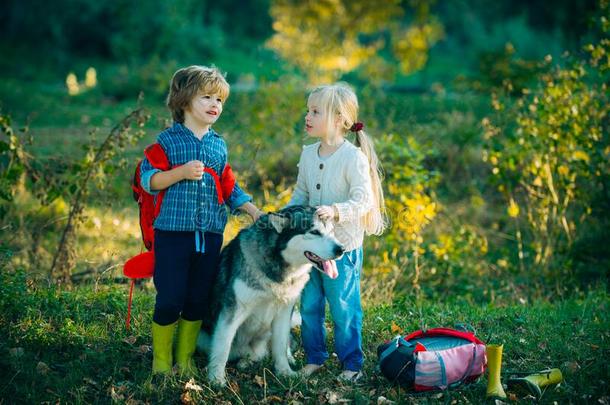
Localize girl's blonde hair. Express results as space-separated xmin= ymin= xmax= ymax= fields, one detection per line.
xmin=167 ymin=65 xmax=230 ymax=123
xmin=308 ymin=83 xmax=387 ymax=235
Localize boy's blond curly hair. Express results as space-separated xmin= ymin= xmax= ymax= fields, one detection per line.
xmin=166 ymin=65 xmax=230 ymax=123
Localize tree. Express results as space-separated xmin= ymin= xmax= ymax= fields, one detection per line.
xmin=266 ymin=0 xmax=443 ymax=83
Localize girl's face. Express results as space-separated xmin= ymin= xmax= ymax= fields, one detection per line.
xmin=305 ymin=98 xmax=330 ymax=138
xmin=185 ymin=91 xmax=224 ymax=129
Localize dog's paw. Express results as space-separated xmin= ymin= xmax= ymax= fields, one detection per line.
xmin=276 ymin=367 xmax=297 ymax=378
xmin=208 ymin=371 xmax=227 ymax=387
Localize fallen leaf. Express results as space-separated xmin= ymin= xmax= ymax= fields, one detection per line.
xmin=265 ymin=395 xmax=283 ymax=403
xmin=377 ymin=396 xmax=395 ymax=405
xmin=184 ymin=379 xmax=203 ymax=392
xmin=229 ymin=380 xmax=240 ymax=394
xmin=138 ymin=345 xmax=151 ymax=354
xmin=326 ymin=391 xmax=338 ymax=404
xmin=109 ymin=386 xmax=125 ymax=402
xmin=9 ymin=347 xmax=24 ymax=357
xmin=390 ymin=321 xmax=402 ymax=334
xmin=181 ymin=391 xmax=194 ymax=405
xmin=325 ymin=390 xmax=346 ymax=404
xmin=36 ymin=361 xmax=50 ymax=375
xmin=254 ymin=375 xmax=265 ymax=387
xmin=123 ymin=336 xmax=137 ymax=345
xmin=564 ymin=361 xmax=581 ymax=372
xmin=83 ymin=377 xmax=99 ymax=387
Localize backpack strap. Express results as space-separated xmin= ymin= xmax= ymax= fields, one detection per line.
xmin=448 ymin=343 xmax=479 ymax=389
xmin=143 ymin=143 xmax=236 ymax=205
xmin=144 ymin=143 xmax=170 ymax=171
xmin=379 ymin=336 xmax=413 ymax=365
xmin=199 ymin=164 xmax=236 ymax=205
xmin=406 ymin=327 xmax=484 ymax=345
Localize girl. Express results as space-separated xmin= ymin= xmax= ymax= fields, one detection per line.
xmin=287 ymin=83 xmax=386 ymax=382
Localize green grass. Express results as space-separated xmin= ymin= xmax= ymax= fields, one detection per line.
xmin=1 ymin=268 xmax=607 ymax=404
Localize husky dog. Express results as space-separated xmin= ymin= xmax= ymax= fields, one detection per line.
xmin=197 ymin=205 xmax=344 ymax=386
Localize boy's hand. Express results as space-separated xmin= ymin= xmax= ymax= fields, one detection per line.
xmin=182 ymin=160 xmax=205 ymax=180
xmin=238 ymin=202 xmax=264 ymax=222
xmin=250 ymin=209 xmax=264 ymax=222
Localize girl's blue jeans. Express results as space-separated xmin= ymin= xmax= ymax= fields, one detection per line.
xmin=300 ymin=247 xmax=364 ymax=372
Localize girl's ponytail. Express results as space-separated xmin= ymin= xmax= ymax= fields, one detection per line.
xmin=355 ymin=130 xmax=387 ymax=235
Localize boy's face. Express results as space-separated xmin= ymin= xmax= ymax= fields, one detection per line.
xmin=185 ymin=91 xmax=223 ymax=129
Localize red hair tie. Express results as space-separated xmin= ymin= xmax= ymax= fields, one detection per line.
xmin=350 ymin=122 xmax=364 ymax=132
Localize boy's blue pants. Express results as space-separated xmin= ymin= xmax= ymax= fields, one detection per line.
xmin=300 ymin=247 xmax=364 ymax=372
xmin=152 ymin=229 xmax=223 ymax=325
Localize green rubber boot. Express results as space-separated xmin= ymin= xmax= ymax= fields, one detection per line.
xmin=486 ymin=344 xmax=507 ymax=399
xmin=174 ymin=318 xmax=203 ymax=375
xmin=508 ymin=368 xmax=563 ymax=398
xmin=152 ymin=321 xmax=177 ymax=374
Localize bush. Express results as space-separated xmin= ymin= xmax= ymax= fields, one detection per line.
xmin=482 ymin=16 xmax=610 ymax=285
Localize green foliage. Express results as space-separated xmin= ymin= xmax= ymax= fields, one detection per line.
xmin=0 ymin=114 xmax=27 ymax=203
xmin=219 ymin=78 xmax=308 ymax=189
xmin=0 ymin=107 xmax=149 ymax=285
xmin=48 ymin=107 xmax=149 ymax=285
xmin=267 ymin=0 xmax=443 ymax=83
xmin=0 ymin=0 xmax=237 ymax=64
xmin=0 ymin=277 xmax=607 ymax=403
xmin=483 ymin=13 xmax=610 ymax=282
xmin=474 ymin=43 xmax=553 ymax=95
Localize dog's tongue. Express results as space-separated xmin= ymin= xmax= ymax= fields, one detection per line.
xmin=322 ymin=260 xmax=338 ymax=279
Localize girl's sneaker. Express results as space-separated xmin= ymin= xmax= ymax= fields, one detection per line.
xmin=300 ymin=364 xmax=322 ymax=377
xmin=338 ymin=370 xmax=363 ymax=383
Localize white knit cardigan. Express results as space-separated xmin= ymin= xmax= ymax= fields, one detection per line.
xmin=287 ymin=140 xmax=374 ymax=251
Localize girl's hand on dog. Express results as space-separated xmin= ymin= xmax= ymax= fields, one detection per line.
xmin=182 ymin=160 xmax=205 ymax=180
xmin=316 ymin=205 xmax=338 ymax=222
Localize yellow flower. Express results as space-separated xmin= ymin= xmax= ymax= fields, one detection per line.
xmin=572 ymin=150 xmax=590 ymax=163
xmin=533 ymin=176 xmax=543 ymax=187
xmin=507 ymin=198 xmax=520 ymax=218
xmin=66 ymin=73 xmax=79 ymax=95
xmin=85 ymin=67 xmax=97 ymax=88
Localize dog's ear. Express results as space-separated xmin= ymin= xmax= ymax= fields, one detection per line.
xmin=268 ymin=213 xmax=289 ymax=233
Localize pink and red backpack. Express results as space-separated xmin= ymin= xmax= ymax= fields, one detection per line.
xmin=377 ymin=327 xmax=487 ymax=391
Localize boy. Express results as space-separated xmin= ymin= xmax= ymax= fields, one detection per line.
xmin=140 ymin=65 xmax=262 ymax=375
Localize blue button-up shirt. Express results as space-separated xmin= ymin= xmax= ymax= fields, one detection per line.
xmin=140 ymin=122 xmax=252 ymax=233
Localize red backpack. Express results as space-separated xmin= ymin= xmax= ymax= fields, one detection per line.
xmin=123 ymin=143 xmax=236 ymax=329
